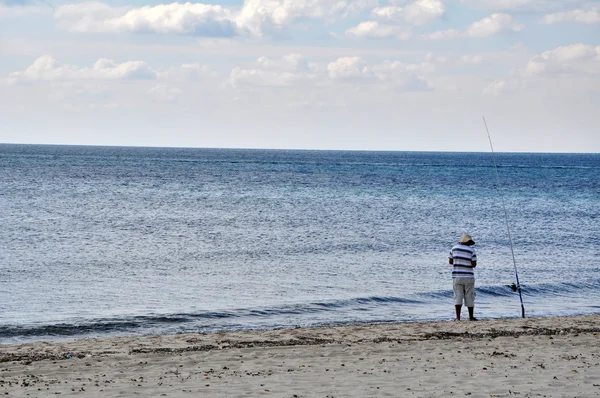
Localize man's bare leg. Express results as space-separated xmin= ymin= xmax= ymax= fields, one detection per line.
xmin=468 ymin=307 xmax=477 ymax=321
xmin=455 ymin=305 xmax=462 ymax=320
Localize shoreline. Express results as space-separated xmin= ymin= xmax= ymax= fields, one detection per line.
xmin=2 ymin=314 xmax=599 ymax=397
xmin=3 ymin=314 xmax=600 ymax=362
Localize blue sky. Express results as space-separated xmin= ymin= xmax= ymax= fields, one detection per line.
xmin=1 ymin=0 xmax=599 ymax=152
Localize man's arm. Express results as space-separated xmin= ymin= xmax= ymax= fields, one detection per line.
xmin=449 ymin=258 xmax=476 ymax=267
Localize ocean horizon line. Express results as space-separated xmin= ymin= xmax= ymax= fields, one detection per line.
xmin=1 ymin=142 xmax=598 ymax=155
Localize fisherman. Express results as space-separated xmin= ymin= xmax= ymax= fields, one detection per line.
xmin=448 ymin=234 xmax=478 ymax=321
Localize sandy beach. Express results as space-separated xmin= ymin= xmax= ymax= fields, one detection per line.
xmin=1 ymin=315 xmax=599 ymax=397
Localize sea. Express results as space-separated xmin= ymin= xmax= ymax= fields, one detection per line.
xmin=1 ymin=144 xmax=599 ymax=344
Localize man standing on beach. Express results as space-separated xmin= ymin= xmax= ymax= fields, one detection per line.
xmin=449 ymin=234 xmax=478 ymax=321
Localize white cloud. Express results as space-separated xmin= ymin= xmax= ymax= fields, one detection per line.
xmin=326 ymin=57 xmax=374 ymax=81
xmin=346 ymin=21 xmax=412 ymax=39
xmin=375 ymin=60 xmax=436 ymax=76
xmin=157 ymin=63 xmax=216 ymax=81
xmin=420 ymin=28 xmax=461 ymax=40
xmin=229 ymin=54 xmax=318 ymax=87
xmin=540 ymin=8 xmax=600 ymax=24
xmin=54 ymin=2 xmax=238 ymax=36
xmin=421 ymin=13 xmax=524 ymax=39
xmin=236 ymin=0 xmax=374 ymax=36
xmin=6 ymin=55 xmax=157 ymax=84
xmin=52 ymin=0 xmax=376 ymax=37
xmin=425 ymin=53 xmax=449 ymax=64
xmin=325 ymin=56 xmax=434 ymax=90
xmin=401 ymin=75 xmax=433 ymax=91
xmin=524 ymin=43 xmax=600 ymax=76
xmin=483 ymin=80 xmax=507 ymax=95
xmin=371 ymin=60 xmax=434 ymax=91
xmin=237 ymin=0 xmax=350 ymax=26
xmin=227 ymin=54 xmax=436 ymax=90
xmin=371 ymin=0 xmax=445 ymax=26
xmin=467 ymin=13 xmax=524 ymax=37
xmin=423 ymin=52 xmax=488 ymax=67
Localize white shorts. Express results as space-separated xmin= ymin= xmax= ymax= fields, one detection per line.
xmin=453 ymin=278 xmax=475 ymax=307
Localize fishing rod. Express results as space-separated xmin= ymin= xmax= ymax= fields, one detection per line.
xmin=482 ymin=117 xmax=525 ymax=318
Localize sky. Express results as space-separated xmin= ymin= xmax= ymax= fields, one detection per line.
xmin=1 ymin=0 xmax=599 ymax=152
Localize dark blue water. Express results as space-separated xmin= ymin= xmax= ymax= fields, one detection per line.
xmin=1 ymin=145 xmax=599 ymax=344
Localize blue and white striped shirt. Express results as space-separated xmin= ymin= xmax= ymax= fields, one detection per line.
xmin=449 ymin=244 xmax=477 ymax=279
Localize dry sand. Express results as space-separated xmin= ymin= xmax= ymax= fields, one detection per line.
xmin=1 ymin=315 xmax=600 ymax=397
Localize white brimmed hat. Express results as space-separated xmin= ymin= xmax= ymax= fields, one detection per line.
xmin=459 ymin=234 xmax=475 ymax=244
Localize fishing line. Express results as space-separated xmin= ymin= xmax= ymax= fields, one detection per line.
xmin=482 ymin=117 xmax=525 ymax=318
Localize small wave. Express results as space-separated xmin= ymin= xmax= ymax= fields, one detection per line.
xmin=2 ymin=281 xmax=599 ymax=341
xmin=421 ymin=279 xmax=600 ymax=300
xmin=521 ymin=279 xmax=600 ymax=296
xmin=476 ymin=285 xmax=520 ymax=298
xmin=473 ymin=279 xmax=600 ymax=299
xmin=0 ymin=312 xmax=236 ymax=339
xmin=0 ymin=296 xmax=424 ymax=340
